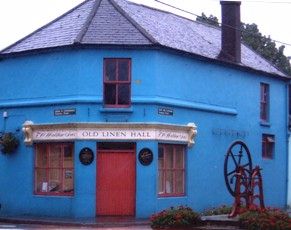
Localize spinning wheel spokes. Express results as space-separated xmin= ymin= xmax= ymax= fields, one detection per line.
xmin=224 ymin=140 xmax=253 ymax=197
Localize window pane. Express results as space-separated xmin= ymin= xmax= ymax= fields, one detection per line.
xmin=158 ymin=147 xmax=164 ymax=169
xmin=158 ymin=170 xmax=164 ymax=194
xmin=267 ymin=143 xmax=273 ymax=158
xmin=63 ymin=169 xmax=74 ymax=193
xmin=260 ymin=83 xmax=269 ymax=121
xmin=262 ymin=138 xmax=266 ymax=157
xmin=175 ymin=147 xmax=184 ymax=168
xmin=63 ymin=145 xmax=73 ymax=168
xmin=49 ymin=169 xmax=61 ymax=192
xmin=175 ymin=171 xmax=184 ymax=194
xmin=104 ymin=84 xmax=116 ymax=105
xmin=36 ymin=144 xmax=47 ymax=167
xmin=50 ymin=145 xmax=61 ymax=168
xmin=118 ymin=60 xmax=129 ymax=81
xmin=105 ymin=59 xmax=116 ymax=81
xmin=260 ymin=103 xmax=266 ymax=120
xmin=165 ymin=146 xmax=174 ymax=169
xmin=165 ymin=171 xmax=173 ymax=193
xmin=262 ymin=134 xmax=274 ymax=159
xmin=118 ymin=84 xmax=130 ymax=105
xmin=35 ymin=169 xmax=47 ymax=192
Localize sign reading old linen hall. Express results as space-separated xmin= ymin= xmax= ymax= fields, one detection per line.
xmin=22 ymin=122 xmax=197 ymax=146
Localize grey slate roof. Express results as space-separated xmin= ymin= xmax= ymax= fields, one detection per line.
xmin=0 ymin=0 xmax=287 ymax=77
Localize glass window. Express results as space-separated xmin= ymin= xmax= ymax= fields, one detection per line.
xmin=158 ymin=144 xmax=185 ymax=197
xmin=35 ymin=143 xmax=74 ymax=196
xmin=104 ymin=58 xmax=131 ymax=107
xmin=260 ymin=83 xmax=269 ymax=122
xmin=262 ymin=134 xmax=275 ymax=159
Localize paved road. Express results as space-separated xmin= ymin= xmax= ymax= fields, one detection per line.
xmin=0 ymin=223 xmax=243 ymax=230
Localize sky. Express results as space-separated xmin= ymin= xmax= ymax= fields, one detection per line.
xmin=0 ymin=0 xmax=290 ymax=57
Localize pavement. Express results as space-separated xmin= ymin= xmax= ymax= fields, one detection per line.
xmin=0 ymin=216 xmax=150 ymax=228
xmin=0 ymin=215 xmax=242 ymax=229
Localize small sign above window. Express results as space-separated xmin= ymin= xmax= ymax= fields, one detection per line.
xmin=54 ymin=109 xmax=76 ymax=116
xmin=158 ymin=108 xmax=174 ymax=116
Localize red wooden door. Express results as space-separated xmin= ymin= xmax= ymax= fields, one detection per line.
xmin=96 ymin=150 xmax=136 ymax=216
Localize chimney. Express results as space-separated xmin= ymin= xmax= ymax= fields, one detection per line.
xmin=218 ymin=1 xmax=241 ymax=63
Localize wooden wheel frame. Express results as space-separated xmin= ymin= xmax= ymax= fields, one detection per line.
xmin=224 ymin=140 xmax=253 ymax=197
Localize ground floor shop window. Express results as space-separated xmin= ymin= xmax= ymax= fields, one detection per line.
xmin=158 ymin=144 xmax=185 ymax=197
xmin=34 ymin=142 xmax=74 ymax=196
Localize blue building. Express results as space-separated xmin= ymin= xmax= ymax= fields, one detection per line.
xmin=0 ymin=0 xmax=289 ymax=218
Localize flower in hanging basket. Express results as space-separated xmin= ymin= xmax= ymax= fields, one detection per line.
xmin=0 ymin=132 xmax=19 ymax=154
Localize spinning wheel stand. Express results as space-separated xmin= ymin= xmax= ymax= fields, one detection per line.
xmin=224 ymin=141 xmax=265 ymax=217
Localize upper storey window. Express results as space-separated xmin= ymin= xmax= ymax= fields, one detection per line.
xmin=103 ymin=58 xmax=131 ymax=108
xmin=260 ymin=83 xmax=269 ymax=122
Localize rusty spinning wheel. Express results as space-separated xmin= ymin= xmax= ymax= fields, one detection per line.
xmin=224 ymin=140 xmax=253 ymax=197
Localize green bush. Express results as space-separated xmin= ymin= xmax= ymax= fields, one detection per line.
xmin=202 ymin=204 xmax=232 ymax=216
xmin=239 ymin=207 xmax=291 ymax=230
xmin=150 ymin=206 xmax=201 ymax=229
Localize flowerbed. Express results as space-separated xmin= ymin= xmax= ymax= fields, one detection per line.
xmin=150 ymin=206 xmax=201 ymax=229
xmin=150 ymin=205 xmax=291 ymax=229
xmin=239 ymin=207 xmax=291 ymax=230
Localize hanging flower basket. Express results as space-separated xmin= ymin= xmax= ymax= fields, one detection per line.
xmin=0 ymin=132 xmax=19 ymax=154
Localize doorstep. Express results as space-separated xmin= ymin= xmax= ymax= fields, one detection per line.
xmin=201 ymin=214 xmax=240 ymax=226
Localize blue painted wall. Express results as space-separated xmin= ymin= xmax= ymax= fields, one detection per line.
xmin=0 ymin=48 xmax=288 ymax=218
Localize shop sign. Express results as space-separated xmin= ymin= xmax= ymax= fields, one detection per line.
xmin=22 ymin=122 xmax=197 ymax=147
xmin=32 ymin=129 xmax=188 ymax=142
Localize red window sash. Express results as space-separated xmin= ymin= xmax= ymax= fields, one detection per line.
xmin=103 ymin=58 xmax=131 ymax=107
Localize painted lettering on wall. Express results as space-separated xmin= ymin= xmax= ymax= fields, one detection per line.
xmin=157 ymin=131 xmax=187 ymax=141
xmin=212 ymin=128 xmax=249 ymax=138
xmin=35 ymin=131 xmax=77 ymax=139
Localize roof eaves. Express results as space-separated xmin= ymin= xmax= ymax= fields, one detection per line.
xmin=0 ymin=0 xmax=90 ymax=54
xmin=156 ymin=45 xmax=290 ymax=80
xmin=0 ymin=43 xmax=159 ymax=60
xmin=241 ymin=40 xmax=288 ymax=78
xmin=109 ymin=0 xmax=158 ymax=44
xmin=74 ymin=0 xmax=102 ymax=44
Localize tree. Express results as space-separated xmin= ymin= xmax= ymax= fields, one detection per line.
xmin=196 ymin=13 xmax=291 ymax=76
xmin=196 ymin=13 xmax=219 ymax=27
